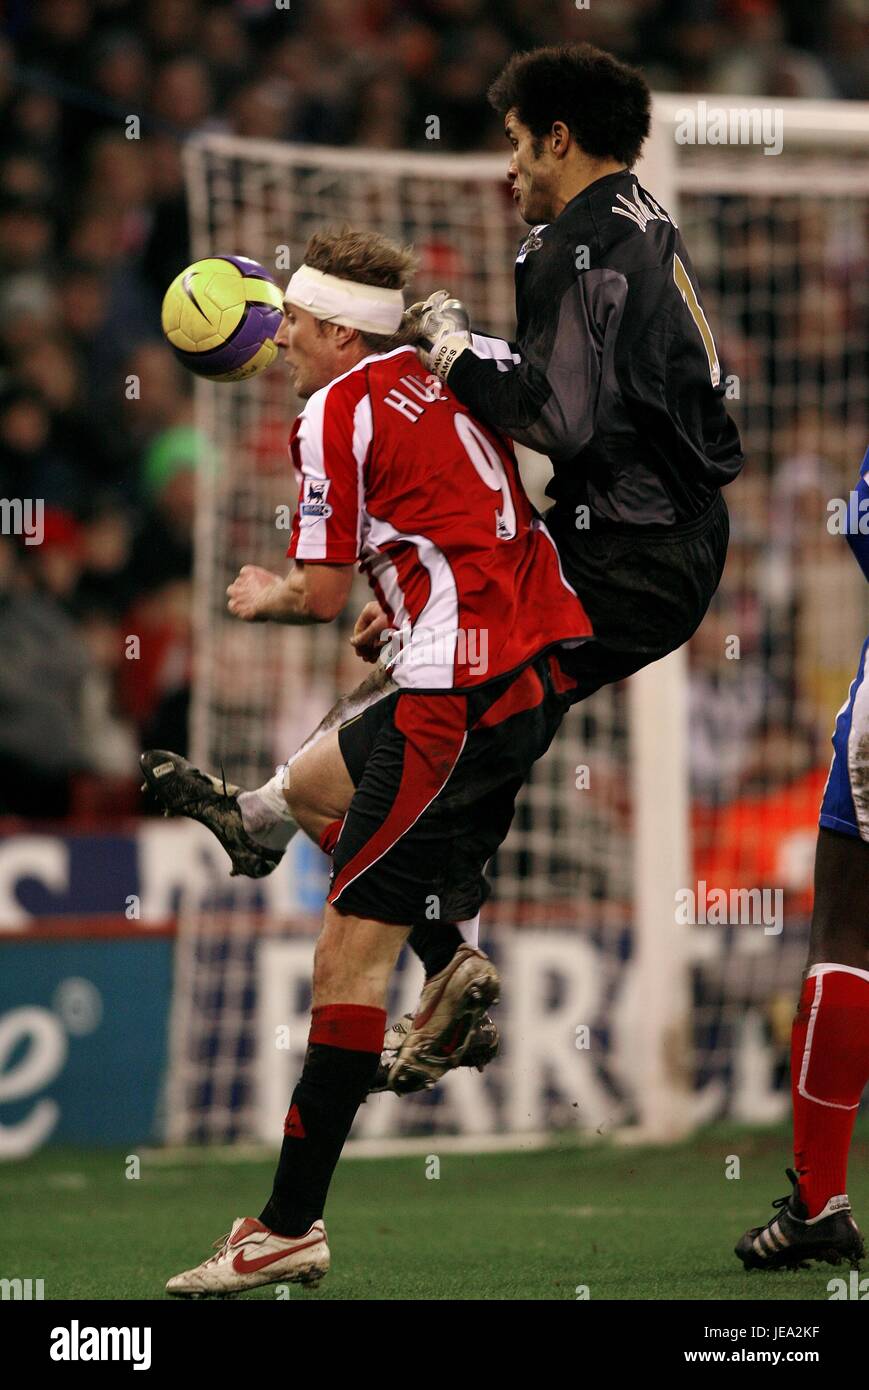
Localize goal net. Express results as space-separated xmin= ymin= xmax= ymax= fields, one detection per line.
xmin=165 ymin=99 xmax=869 ymax=1146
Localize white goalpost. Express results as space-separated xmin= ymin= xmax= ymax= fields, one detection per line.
xmin=163 ymin=98 xmax=869 ymax=1147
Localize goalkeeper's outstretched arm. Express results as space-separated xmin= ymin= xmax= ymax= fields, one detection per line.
xmin=418 ymin=277 xmax=616 ymax=462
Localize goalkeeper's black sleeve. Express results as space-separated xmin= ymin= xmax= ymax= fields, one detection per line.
xmin=452 ymin=274 xmax=613 ymax=461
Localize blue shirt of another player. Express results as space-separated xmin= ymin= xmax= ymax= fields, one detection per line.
xmin=847 ymin=445 xmax=869 ymax=582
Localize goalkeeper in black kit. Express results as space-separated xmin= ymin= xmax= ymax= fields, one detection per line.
xmin=413 ymin=42 xmax=744 ymax=700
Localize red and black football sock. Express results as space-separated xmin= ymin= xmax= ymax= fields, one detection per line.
xmin=791 ymin=964 xmax=869 ymax=1217
xmin=260 ymin=1003 xmax=385 ymax=1237
xmin=407 ymin=921 xmax=464 ymax=978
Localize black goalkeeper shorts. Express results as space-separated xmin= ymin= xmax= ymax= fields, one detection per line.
xmin=331 ymin=651 xmax=575 ymax=927
xmin=544 ymin=490 xmax=730 ymax=701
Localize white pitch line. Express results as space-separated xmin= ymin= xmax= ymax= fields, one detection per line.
xmin=140 ymin=1132 xmax=568 ymax=1166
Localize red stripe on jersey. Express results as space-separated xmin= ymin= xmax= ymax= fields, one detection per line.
xmin=287 ymin=364 xmax=371 ymax=565
xmin=328 ymin=693 xmax=467 ymax=907
xmin=386 ymin=540 xmax=432 ymax=628
xmin=370 ymin=574 xmax=395 ymax=628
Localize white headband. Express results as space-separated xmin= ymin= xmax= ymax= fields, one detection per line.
xmin=284 ymin=264 xmax=405 ymax=335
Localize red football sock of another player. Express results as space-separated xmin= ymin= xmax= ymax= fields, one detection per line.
xmin=791 ymin=964 xmax=869 ymax=1217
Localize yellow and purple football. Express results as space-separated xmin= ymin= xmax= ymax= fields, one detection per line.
xmin=161 ymin=255 xmax=284 ymax=382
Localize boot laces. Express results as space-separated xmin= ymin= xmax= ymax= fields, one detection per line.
xmin=202 ymin=1231 xmax=232 ymax=1267
xmin=768 ymin=1168 xmax=800 ymax=1221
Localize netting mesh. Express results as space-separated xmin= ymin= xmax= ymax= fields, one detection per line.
xmin=166 ymin=130 xmax=869 ymax=1144
xmin=677 ymin=155 xmax=869 ymax=1121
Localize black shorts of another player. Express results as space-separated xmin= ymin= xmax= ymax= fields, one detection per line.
xmin=544 ymin=489 xmax=730 ymax=701
xmin=331 ymin=650 xmax=577 ymax=928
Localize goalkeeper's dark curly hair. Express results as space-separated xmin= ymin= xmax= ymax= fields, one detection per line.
xmin=488 ymin=43 xmax=651 ymax=168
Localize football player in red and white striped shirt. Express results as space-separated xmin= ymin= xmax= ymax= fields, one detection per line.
xmin=284 ymin=325 xmax=584 ymax=695
xmin=158 ymin=227 xmax=591 ymax=1296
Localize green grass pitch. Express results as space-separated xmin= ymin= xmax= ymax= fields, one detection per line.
xmin=5 ymin=1126 xmax=868 ymax=1300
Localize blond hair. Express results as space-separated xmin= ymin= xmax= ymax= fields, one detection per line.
xmin=302 ymin=226 xmax=418 ymax=350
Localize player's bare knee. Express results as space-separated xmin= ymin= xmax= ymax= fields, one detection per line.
xmin=283 ymin=764 xmax=328 ymax=839
xmin=284 ymin=737 xmax=352 ymax=829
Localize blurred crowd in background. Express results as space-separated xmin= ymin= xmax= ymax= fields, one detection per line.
xmin=0 ymin=0 xmax=866 ymax=830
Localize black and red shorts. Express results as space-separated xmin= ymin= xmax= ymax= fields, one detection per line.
xmin=330 ymin=649 xmax=577 ymax=927
xmin=543 ymin=491 xmax=730 ymax=699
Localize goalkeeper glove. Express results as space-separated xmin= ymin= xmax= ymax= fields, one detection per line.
xmin=411 ymin=292 xmax=472 ymax=380
xmin=404 ymin=288 xmax=451 ymax=321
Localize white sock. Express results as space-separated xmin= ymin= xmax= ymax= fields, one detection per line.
xmin=457 ymin=912 xmax=481 ymax=948
xmin=238 ymin=764 xmax=299 ymax=852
